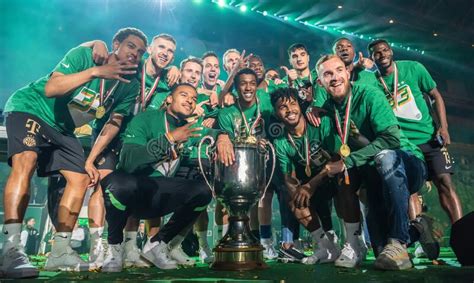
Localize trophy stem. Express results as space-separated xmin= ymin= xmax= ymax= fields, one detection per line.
xmin=211 ymin=215 xmax=268 ymax=271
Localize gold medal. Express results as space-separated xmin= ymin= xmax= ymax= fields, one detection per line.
xmin=305 ymin=164 xmax=312 ymax=177
xmin=96 ymin=106 xmax=105 ymax=119
xmin=339 ymin=144 xmax=351 ymax=158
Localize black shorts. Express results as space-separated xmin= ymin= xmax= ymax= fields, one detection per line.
xmin=6 ymin=112 xmax=86 ymax=177
xmin=91 ymin=130 xmax=122 ymax=171
xmin=418 ymin=141 xmax=454 ymax=180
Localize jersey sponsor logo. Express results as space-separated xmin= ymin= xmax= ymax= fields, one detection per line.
xmin=25 ymin=119 xmax=41 ymax=135
xmin=294 ymin=140 xmax=325 ymax=168
xmin=235 ymin=116 xmax=265 ymax=139
xmin=23 ymin=136 xmax=36 ymax=147
xmin=388 ymin=82 xmax=423 ymax=121
xmin=61 ymin=62 xmax=70 ymax=68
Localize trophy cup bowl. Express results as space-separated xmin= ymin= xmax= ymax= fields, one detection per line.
xmin=198 ymin=136 xmax=275 ymax=271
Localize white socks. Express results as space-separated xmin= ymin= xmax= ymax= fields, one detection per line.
xmin=90 ymin=227 xmax=104 ymax=247
xmin=51 ymin=232 xmax=72 ymax=256
xmin=344 ymin=222 xmax=361 ymax=248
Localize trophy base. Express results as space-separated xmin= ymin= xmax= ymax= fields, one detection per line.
xmin=211 ymin=246 xmax=268 ymax=271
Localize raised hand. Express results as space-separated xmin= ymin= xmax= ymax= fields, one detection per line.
xmin=355 ymin=52 xmax=374 ymax=69
xmin=92 ymin=59 xmax=138 ymax=83
xmin=193 ymin=100 xmax=210 ymax=117
xmin=222 ymin=92 xmax=235 ymax=106
xmin=92 ymin=41 xmax=109 ymax=65
xmin=306 ymin=106 xmax=326 ymax=127
xmin=280 ymin=66 xmax=298 ymax=82
xmin=166 ymin=66 xmax=181 ymax=87
xmin=168 ymin=120 xmax=202 ymax=143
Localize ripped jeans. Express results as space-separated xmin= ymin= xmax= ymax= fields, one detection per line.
xmin=366 ymin=149 xmax=427 ymax=250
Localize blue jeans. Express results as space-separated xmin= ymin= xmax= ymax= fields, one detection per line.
xmin=366 ymin=149 xmax=427 ymax=251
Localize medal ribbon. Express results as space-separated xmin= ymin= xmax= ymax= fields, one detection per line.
xmin=99 ymin=79 xmax=119 ymax=107
xmin=141 ymin=63 xmax=161 ymax=111
xmin=378 ymin=62 xmax=398 ymax=109
xmin=287 ymin=122 xmax=310 ymax=172
xmin=333 ymin=91 xmax=352 ymax=147
xmin=164 ymin=112 xmax=178 ymax=162
xmin=237 ymin=98 xmax=261 ymax=138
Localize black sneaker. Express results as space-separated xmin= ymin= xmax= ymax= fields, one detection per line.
xmin=279 ymin=246 xmax=306 ymax=261
xmin=411 ymin=215 xmax=440 ymax=260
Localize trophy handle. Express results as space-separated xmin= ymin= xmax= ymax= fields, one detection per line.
xmin=198 ymin=135 xmax=216 ymax=197
xmin=260 ymin=141 xmax=276 ymax=203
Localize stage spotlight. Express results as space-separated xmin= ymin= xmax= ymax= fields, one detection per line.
xmin=240 ymin=5 xmax=247 ymax=12
xmin=263 ymin=10 xmax=268 ymax=16
xmin=218 ymin=0 xmax=225 ymax=7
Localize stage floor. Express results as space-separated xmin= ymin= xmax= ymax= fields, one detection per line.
xmin=20 ymin=248 xmax=473 ymax=282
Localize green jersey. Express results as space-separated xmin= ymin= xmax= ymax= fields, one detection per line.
xmin=217 ymin=93 xmax=274 ymax=140
xmin=196 ymin=83 xmax=222 ymax=119
xmin=274 ymin=122 xmax=326 ymax=180
xmin=313 ymin=68 xmax=378 ymax=109
xmin=119 ymin=109 xmax=215 ymax=177
xmin=136 ymin=62 xmax=171 ymax=112
xmin=376 ymin=60 xmax=436 ymax=145
xmin=4 ymin=46 xmax=138 ymax=134
xmin=282 ymin=69 xmax=317 ymax=88
xmin=320 ymin=84 xmax=424 ymax=168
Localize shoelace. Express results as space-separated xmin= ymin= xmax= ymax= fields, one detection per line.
xmin=381 ymin=244 xmax=404 ymax=258
xmin=341 ymin=243 xmax=355 ymax=258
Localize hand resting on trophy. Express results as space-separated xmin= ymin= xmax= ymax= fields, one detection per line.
xmin=216 ymin=134 xmax=235 ymax=166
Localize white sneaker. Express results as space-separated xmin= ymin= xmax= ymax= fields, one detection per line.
xmin=123 ymin=240 xmax=151 ymax=268
xmin=0 ymin=246 xmax=39 ymax=278
xmin=261 ymin=238 xmax=278 ymax=260
xmin=45 ymin=246 xmax=89 ymax=271
xmin=335 ymin=242 xmax=362 ymax=268
xmin=199 ymin=246 xmax=214 ymax=264
xmin=141 ymin=240 xmax=178 ymax=270
xmin=102 ymin=244 xmax=123 ymax=273
xmin=169 ymin=245 xmax=195 ymax=266
xmin=89 ymin=240 xmax=105 ymax=269
xmin=302 ymin=231 xmax=340 ymax=265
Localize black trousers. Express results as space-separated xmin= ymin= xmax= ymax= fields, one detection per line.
xmin=100 ymin=171 xmax=212 ymax=245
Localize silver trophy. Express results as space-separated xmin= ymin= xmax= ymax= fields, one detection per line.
xmin=198 ymin=136 xmax=275 ymax=271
